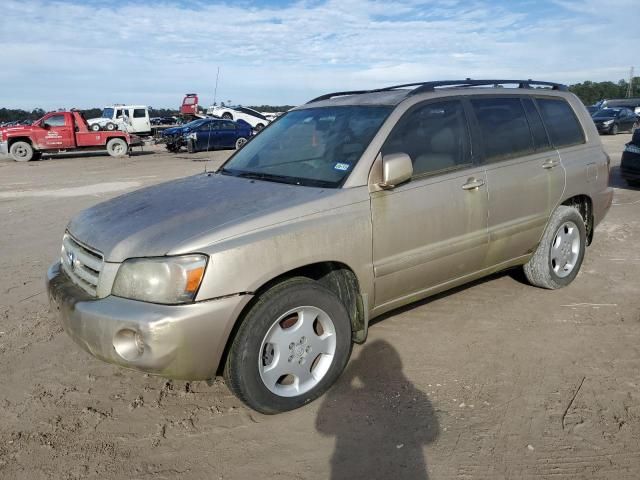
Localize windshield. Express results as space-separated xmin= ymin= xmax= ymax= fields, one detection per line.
xmin=221 ymin=106 xmax=391 ymax=187
xmin=102 ymin=108 xmax=114 ymax=119
xmin=593 ymin=108 xmax=619 ymax=118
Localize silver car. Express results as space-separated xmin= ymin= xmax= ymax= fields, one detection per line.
xmin=47 ymin=79 xmax=613 ymax=413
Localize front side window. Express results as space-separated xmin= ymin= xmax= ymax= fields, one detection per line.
xmin=43 ymin=115 xmax=66 ymax=127
xmin=382 ymin=100 xmax=471 ymax=176
xmin=222 ymin=106 xmax=391 ymax=187
xmin=221 ymin=121 xmax=236 ymax=130
xmin=102 ymin=108 xmax=114 ymax=119
xmin=471 ymin=97 xmax=534 ymax=162
xmin=537 ymin=98 xmax=585 ymax=148
xmin=133 ymin=109 xmax=146 ymax=118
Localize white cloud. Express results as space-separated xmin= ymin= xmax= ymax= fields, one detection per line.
xmin=0 ymin=0 xmax=636 ymax=109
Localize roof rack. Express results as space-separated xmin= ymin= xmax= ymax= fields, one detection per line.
xmin=306 ymin=79 xmax=568 ymax=103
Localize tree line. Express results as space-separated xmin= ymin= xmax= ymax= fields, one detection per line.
xmin=1 ymin=79 xmax=638 ymax=122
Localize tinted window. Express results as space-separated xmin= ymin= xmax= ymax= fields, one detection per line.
xmin=382 ymin=100 xmax=471 ymax=176
xmin=115 ymin=109 xmax=123 ymax=118
xmin=221 ymin=121 xmax=236 ymax=130
xmin=522 ymin=98 xmax=551 ymax=151
xmin=471 ymin=97 xmax=534 ymax=162
xmin=43 ymin=115 xmax=66 ymax=127
xmin=133 ymin=108 xmax=146 ymax=118
xmin=537 ymin=98 xmax=585 ymax=148
xmin=199 ymin=122 xmax=218 ymax=131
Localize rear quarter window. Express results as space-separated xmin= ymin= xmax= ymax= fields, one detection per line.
xmin=133 ymin=109 xmax=146 ymax=118
xmin=536 ymin=98 xmax=585 ymax=148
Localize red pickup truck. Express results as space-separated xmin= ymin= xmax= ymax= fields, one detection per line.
xmin=0 ymin=110 xmax=140 ymax=162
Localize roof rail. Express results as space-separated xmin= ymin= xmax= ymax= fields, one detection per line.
xmin=408 ymin=79 xmax=568 ymax=95
xmin=306 ymin=79 xmax=568 ymax=103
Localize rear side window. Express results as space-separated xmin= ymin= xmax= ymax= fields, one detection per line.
xmin=221 ymin=121 xmax=236 ymax=130
xmin=536 ymin=98 xmax=585 ymax=148
xmin=382 ymin=100 xmax=471 ymax=177
xmin=471 ymin=97 xmax=534 ymax=162
xmin=522 ymin=98 xmax=551 ymax=151
xmin=133 ymin=109 xmax=146 ymax=118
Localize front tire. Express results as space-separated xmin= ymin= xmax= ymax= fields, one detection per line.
xmin=611 ymin=124 xmax=619 ymax=135
xmin=10 ymin=141 xmax=34 ymax=162
xmin=222 ymin=112 xmax=233 ymax=120
xmin=224 ymin=277 xmax=353 ymax=414
xmin=106 ymin=138 xmax=128 ymax=157
xmin=523 ymin=205 xmax=586 ymax=289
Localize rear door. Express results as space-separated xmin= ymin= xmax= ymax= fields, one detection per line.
xmin=34 ymin=113 xmax=75 ymax=149
xmin=370 ymin=99 xmax=489 ymax=307
xmin=219 ymin=120 xmax=238 ymax=147
xmin=468 ymin=96 xmax=565 ymax=267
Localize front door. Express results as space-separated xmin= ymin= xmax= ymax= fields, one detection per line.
xmin=371 ymin=99 xmax=489 ymax=308
xmin=34 ymin=113 xmax=74 ymax=149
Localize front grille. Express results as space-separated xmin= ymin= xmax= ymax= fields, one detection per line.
xmin=60 ymin=233 xmax=104 ymax=296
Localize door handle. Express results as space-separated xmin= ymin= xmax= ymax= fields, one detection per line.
xmin=542 ymin=158 xmax=560 ymax=169
xmin=462 ymin=177 xmax=485 ymax=190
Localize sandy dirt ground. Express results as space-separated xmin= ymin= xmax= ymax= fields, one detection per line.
xmin=0 ymin=135 xmax=639 ymax=479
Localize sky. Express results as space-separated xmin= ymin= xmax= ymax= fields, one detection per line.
xmin=0 ymin=0 xmax=638 ymax=110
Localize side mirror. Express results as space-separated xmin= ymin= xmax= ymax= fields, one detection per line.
xmin=379 ymin=152 xmax=413 ymax=189
xmin=41 ymin=122 xmax=49 ymax=129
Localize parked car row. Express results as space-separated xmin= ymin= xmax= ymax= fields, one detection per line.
xmin=162 ymin=117 xmax=253 ymax=153
xmin=0 ymin=119 xmax=33 ymax=127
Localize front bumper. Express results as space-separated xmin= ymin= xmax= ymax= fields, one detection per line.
xmin=46 ymin=262 xmax=252 ymax=380
xmin=595 ymin=123 xmax=613 ymax=133
xmin=0 ymin=141 xmax=7 ymax=156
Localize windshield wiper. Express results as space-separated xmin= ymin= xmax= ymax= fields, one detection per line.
xmin=229 ymin=170 xmax=302 ymax=185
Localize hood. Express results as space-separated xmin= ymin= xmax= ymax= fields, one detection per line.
xmin=67 ymin=173 xmax=343 ymax=262
xmin=593 ymin=116 xmax=615 ymax=122
xmin=1 ymin=125 xmax=33 ymax=135
xmin=87 ymin=117 xmax=111 ymax=124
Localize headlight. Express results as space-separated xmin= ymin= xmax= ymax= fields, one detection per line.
xmin=187 ymin=132 xmax=197 ymax=140
xmin=112 ymin=254 xmax=207 ymax=304
xmin=603 ymin=120 xmax=614 ymax=126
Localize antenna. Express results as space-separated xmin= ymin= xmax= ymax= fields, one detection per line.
xmin=213 ymin=67 xmax=220 ymax=105
xmin=627 ymin=66 xmax=635 ymax=98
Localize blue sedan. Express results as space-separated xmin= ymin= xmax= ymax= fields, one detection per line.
xmin=185 ymin=118 xmax=253 ymax=152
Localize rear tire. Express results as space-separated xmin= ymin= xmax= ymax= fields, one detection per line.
xmin=105 ymin=122 xmax=117 ymax=131
xmin=10 ymin=141 xmax=34 ymax=162
xmin=255 ymin=123 xmax=264 ymax=132
xmin=523 ymin=206 xmax=586 ymax=289
xmin=90 ymin=123 xmax=101 ymax=132
xmin=224 ymin=277 xmax=353 ymax=414
xmin=235 ymin=137 xmax=247 ymax=149
xmin=106 ymin=138 xmax=128 ymax=157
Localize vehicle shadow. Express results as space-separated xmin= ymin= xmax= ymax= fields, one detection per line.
xmin=370 ymin=268 xmax=524 ymax=328
xmin=37 ymin=150 xmax=156 ymax=161
xmin=316 ymin=339 xmax=439 ymax=480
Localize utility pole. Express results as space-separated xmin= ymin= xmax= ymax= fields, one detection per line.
xmin=213 ymin=67 xmax=221 ymax=106
xmin=627 ymin=66 xmax=634 ymax=98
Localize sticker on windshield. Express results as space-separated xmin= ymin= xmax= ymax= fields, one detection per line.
xmin=334 ymin=162 xmax=350 ymax=171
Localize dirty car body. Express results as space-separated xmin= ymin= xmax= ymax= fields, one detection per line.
xmin=47 ymin=79 xmax=613 ymax=413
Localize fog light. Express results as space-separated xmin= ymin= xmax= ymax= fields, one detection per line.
xmin=113 ymin=328 xmax=145 ymax=361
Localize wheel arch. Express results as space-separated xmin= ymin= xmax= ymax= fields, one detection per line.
xmin=561 ymin=194 xmax=594 ymax=245
xmin=7 ymin=136 xmax=34 ymax=149
xmin=216 ymin=260 xmax=366 ymax=376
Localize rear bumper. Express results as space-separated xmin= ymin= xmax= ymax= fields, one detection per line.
xmin=46 ymin=261 xmax=252 ymax=380
xmin=0 ymin=141 xmax=7 ymax=156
